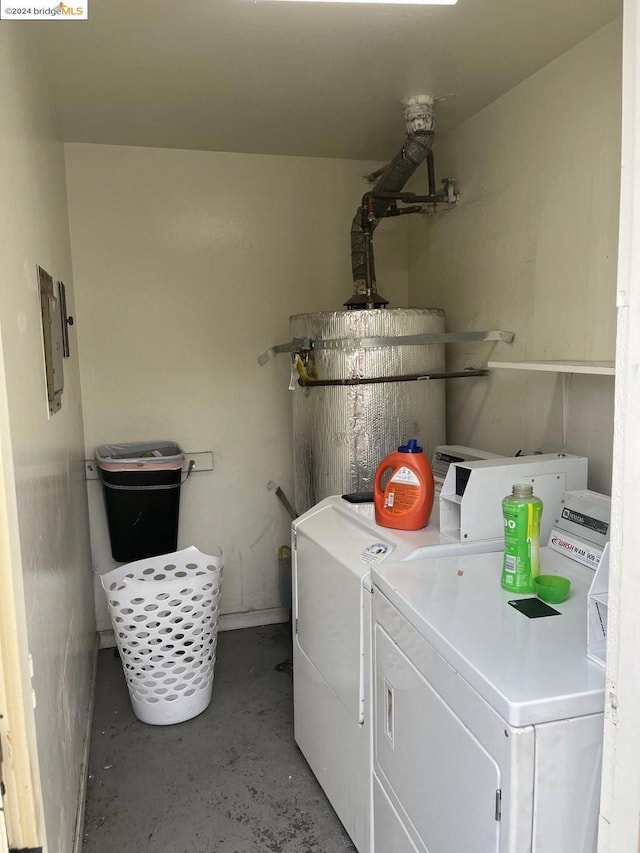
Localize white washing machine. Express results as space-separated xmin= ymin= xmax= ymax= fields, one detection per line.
xmin=292 ymin=453 xmax=588 ymax=853
xmin=430 ymin=444 xmax=501 ymax=496
xmin=370 ymin=489 xmax=610 ymax=853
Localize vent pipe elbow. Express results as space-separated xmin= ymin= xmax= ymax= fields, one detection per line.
xmin=347 ymin=96 xmax=437 ymax=309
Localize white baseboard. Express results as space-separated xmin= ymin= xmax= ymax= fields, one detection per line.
xmin=98 ymin=629 xmax=116 ymax=649
xmin=72 ymin=633 xmax=99 ymax=853
xmin=98 ymin=606 xmax=290 ymax=649
xmin=218 ymin=606 xmax=290 ymax=632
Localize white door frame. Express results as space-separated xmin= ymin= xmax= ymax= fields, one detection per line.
xmin=0 ymin=605 xmax=41 ymax=850
xmin=599 ymin=2 xmax=640 ymax=850
xmin=0 ymin=774 xmax=8 ymax=853
xmin=0 ymin=339 xmax=42 ymax=848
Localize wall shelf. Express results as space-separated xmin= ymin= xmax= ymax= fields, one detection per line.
xmin=488 ymin=360 xmax=614 ymax=450
xmin=487 ymin=360 xmax=615 ymax=376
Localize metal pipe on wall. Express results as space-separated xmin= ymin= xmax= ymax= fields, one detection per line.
xmin=347 ymin=96 xmax=437 ymax=309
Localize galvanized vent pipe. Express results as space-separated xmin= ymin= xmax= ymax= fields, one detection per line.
xmin=348 ymin=95 xmax=436 ymax=309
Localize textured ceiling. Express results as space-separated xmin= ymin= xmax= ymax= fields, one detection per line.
xmin=28 ymin=0 xmax=621 ymax=160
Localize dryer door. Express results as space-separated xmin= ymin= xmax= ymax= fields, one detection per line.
xmin=374 ymin=622 xmax=502 ymax=853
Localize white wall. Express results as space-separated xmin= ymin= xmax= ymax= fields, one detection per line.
xmin=0 ymin=25 xmax=95 ymax=853
xmin=408 ymin=20 xmax=621 ymax=494
xmin=64 ymin=143 xmax=408 ymax=632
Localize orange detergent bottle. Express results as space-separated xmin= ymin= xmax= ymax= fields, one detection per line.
xmin=374 ymin=439 xmax=435 ymax=531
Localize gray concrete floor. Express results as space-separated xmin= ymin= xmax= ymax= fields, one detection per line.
xmin=83 ymin=624 xmax=355 ymax=853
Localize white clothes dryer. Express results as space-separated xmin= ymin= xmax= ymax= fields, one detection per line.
xmin=370 ymin=489 xmax=610 ymax=853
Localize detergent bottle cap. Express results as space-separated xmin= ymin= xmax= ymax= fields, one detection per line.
xmin=398 ymin=439 xmax=423 ymax=454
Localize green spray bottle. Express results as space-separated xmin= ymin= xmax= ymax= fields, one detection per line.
xmin=501 ymin=483 xmax=542 ymax=593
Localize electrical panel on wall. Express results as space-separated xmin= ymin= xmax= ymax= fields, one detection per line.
xmin=58 ymin=280 xmax=72 ymax=357
xmin=38 ymin=265 xmax=64 ymax=415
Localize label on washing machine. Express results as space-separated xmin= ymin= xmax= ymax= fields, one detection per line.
xmin=360 ymin=543 xmax=391 ymax=563
xmin=561 ymin=507 xmax=609 ymax=537
xmin=548 ymin=528 xmax=603 ymax=569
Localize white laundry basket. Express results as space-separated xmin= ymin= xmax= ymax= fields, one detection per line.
xmin=101 ymin=545 xmax=224 ymax=725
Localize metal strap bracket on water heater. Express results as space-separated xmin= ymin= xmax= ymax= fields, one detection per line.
xmin=258 ymin=329 xmax=514 ymax=366
xmin=297 ymin=367 xmax=489 ymax=387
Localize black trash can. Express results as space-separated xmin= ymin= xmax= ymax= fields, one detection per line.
xmin=95 ymin=441 xmax=185 ymax=563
